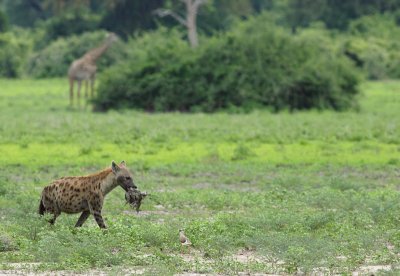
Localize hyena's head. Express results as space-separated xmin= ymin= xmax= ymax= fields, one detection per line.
xmin=112 ymin=161 xmax=137 ymax=191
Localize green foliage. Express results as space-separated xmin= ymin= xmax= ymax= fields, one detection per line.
xmin=0 ymin=31 xmax=32 ymax=78
xmin=26 ymin=31 xmax=126 ymax=78
xmin=42 ymin=11 xmax=101 ymax=42
xmin=284 ymin=0 xmax=400 ymax=31
xmin=95 ymin=16 xmax=359 ymax=112
xmin=100 ymin=0 xmax=165 ymax=39
xmin=3 ymin=0 xmax=400 ymax=41
xmin=2 ymin=0 xmax=49 ymax=28
xmin=0 ymin=233 xmax=17 ymax=252
xmin=0 ymin=10 xmax=8 ymax=32
xmin=94 ymin=28 xmax=193 ymax=111
xmin=343 ymin=14 xmax=400 ymax=79
xmin=285 ymin=0 xmax=326 ymax=33
xmin=189 ymin=0 xmax=259 ymax=34
xmin=2 ymin=0 xmax=400 ymax=85
xmin=231 ymin=144 xmax=255 ymax=161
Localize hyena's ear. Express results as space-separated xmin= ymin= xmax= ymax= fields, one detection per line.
xmin=111 ymin=161 xmax=120 ymax=174
xmin=120 ymin=160 xmax=126 ymax=167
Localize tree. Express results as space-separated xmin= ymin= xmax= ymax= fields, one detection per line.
xmin=100 ymin=0 xmax=165 ymax=39
xmin=2 ymin=0 xmax=48 ymax=27
xmin=0 ymin=9 xmax=8 ymax=32
xmin=203 ymin=0 xmax=254 ymax=32
xmin=320 ymin=0 xmax=400 ymax=30
xmin=285 ymin=0 xmax=400 ymax=31
xmin=155 ymin=0 xmax=208 ymax=48
xmin=285 ymin=0 xmax=326 ymax=33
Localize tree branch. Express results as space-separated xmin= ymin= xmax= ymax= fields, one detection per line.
xmin=153 ymin=9 xmax=188 ymax=27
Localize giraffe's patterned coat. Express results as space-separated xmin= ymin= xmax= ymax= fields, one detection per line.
xmin=68 ymin=32 xmax=118 ymax=106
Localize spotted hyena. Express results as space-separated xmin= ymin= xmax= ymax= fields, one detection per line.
xmin=38 ymin=161 xmax=137 ymax=228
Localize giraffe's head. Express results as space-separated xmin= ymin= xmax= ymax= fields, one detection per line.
xmin=111 ymin=160 xmax=137 ymax=191
xmin=105 ymin=32 xmax=118 ymax=44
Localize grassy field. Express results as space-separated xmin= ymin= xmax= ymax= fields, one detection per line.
xmin=0 ymin=78 xmax=400 ymax=275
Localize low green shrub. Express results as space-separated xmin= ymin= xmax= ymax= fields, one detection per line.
xmin=94 ymin=14 xmax=359 ymax=112
xmin=0 ymin=31 xmax=31 ymax=78
xmin=0 ymin=233 xmax=17 ymax=252
xmin=26 ymin=30 xmax=126 ymax=78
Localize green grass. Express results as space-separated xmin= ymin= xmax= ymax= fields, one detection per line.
xmin=0 ymin=78 xmax=400 ymax=274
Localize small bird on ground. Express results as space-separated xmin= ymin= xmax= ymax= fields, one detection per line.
xmin=179 ymin=229 xmax=192 ymax=254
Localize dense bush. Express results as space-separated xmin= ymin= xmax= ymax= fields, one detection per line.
xmin=0 ymin=31 xmax=31 ymax=78
xmin=94 ymin=16 xmax=359 ymax=112
xmin=42 ymin=12 xmax=100 ymax=42
xmin=26 ymin=31 xmax=126 ymax=78
xmin=342 ymin=15 xmax=400 ymax=79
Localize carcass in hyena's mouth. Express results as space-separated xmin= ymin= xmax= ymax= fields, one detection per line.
xmin=125 ymin=188 xmax=147 ymax=213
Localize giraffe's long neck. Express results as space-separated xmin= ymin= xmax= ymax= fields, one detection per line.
xmin=84 ymin=41 xmax=112 ymax=63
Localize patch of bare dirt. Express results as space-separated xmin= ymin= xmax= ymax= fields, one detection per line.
xmin=0 ymin=263 xmax=146 ymax=276
xmin=123 ymin=209 xmax=174 ymax=216
xmin=234 ymin=249 xmax=270 ymax=264
xmin=123 ymin=204 xmax=177 ymax=217
xmin=352 ymin=265 xmax=393 ymax=275
xmin=191 ymin=182 xmax=261 ymax=192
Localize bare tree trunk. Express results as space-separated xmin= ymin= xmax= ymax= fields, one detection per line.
xmin=185 ymin=0 xmax=199 ymax=48
xmin=154 ymin=0 xmax=207 ymax=48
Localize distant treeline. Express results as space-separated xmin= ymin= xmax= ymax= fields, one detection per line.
xmin=0 ymin=0 xmax=400 ymax=112
xmin=1 ymin=1 xmax=400 ymax=37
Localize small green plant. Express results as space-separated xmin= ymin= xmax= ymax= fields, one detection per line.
xmin=0 ymin=233 xmax=17 ymax=252
xmin=231 ymin=144 xmax=255 ymax=161
xmin=79 ymin=145 xmax=93 ymax=155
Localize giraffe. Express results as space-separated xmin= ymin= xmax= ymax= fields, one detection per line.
xmin=68 ymin=32 xmax=118 ymax=107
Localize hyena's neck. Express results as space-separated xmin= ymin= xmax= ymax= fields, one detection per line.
xmin=100 ymin=173 xmax=118 ymax=196
xmin=89 ymin=168 xmax=118 ymax=196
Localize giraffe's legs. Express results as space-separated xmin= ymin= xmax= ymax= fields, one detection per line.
xmin=84 ymin=80 xmax=89 ymax=99
xmin=77 ymin=80 xmax=82 ymax=108
xmin=90 ymin=76 xmax=95 ymax=99
xmin=69 ymin=77 xmax=74 ymax=106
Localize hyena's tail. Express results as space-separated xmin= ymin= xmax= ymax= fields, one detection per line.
xmin=38 ymin=197 xmax=45 ymax=216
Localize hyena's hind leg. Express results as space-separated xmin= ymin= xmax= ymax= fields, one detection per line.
xmin=39 ymin=197 xmax=60 ymax=225
xmin=75 ymin=211 xmax=90 ymax=227
xmin=38 ymin=198 xmax=46 ymax=215
xmin=48 ymin=211 xmax=60 ymax=225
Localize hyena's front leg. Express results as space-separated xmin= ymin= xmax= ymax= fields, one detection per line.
xmin=89 ymin=196 xmax=106 ymax=229
xmin=75 ymin=211 xmax=90 ymax=227
xmin=93 ymin=210 xmax=106 ymax=229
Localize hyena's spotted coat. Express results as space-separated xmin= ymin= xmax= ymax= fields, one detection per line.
xmin=39 ymin=161 xmax=136 ymax=228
